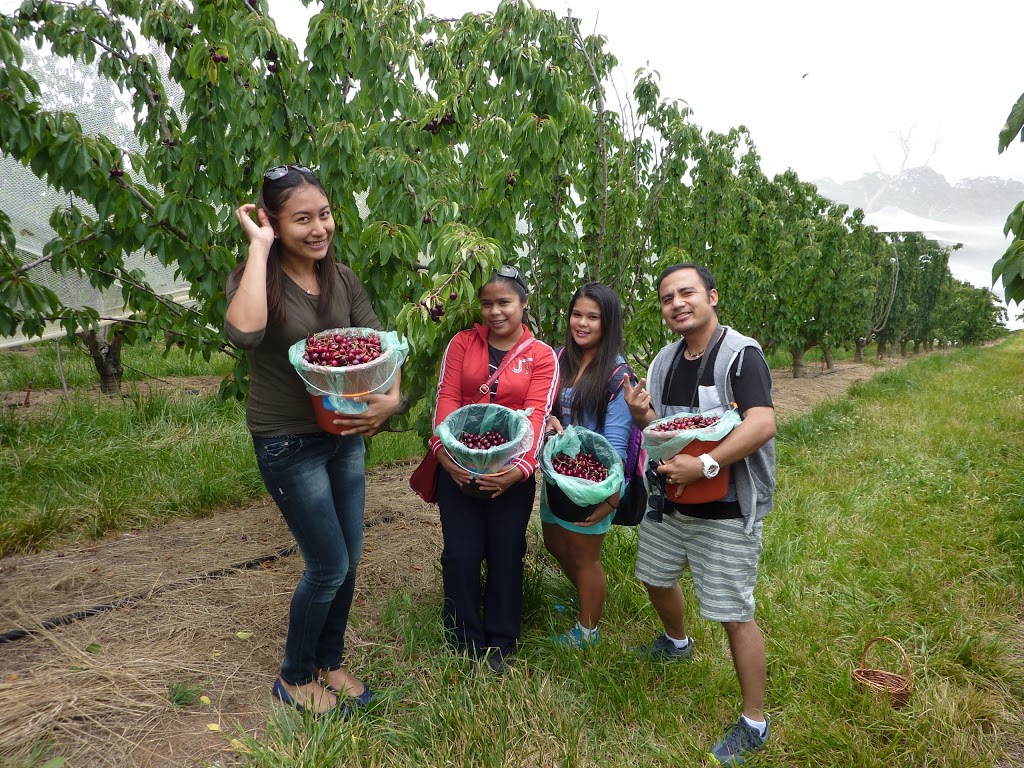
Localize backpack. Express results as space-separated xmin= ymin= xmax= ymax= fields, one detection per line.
xmin=606 ymin=362 xmax=649 ymax=527
xmin=553 ymin=349 xmax=649 ymax=527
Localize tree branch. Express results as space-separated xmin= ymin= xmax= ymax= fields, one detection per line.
xmin=569 ymin=13 xmax=608 ymax=271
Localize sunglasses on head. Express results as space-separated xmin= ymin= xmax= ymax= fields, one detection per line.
xmin=264 ymin=164 xmax=312 ymax=181
xmin=492 ymin=265 xmax=529 ymax=293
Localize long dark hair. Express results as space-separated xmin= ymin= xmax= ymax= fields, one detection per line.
xmin=228 ymin=166 xmax=336 ymax=324
xmin=560 ymin=283 xmax=625 ymax=431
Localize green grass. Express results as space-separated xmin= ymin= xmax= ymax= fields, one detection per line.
xmin=0 ymin=748 xmax=66 ymax=768
xmin=0 ymin=338 xmax=235 ymax=392
xmin=3 ymin=338 xmax=1022 ymax=766
xmin=167 ymin=679 xmax=207 ymax=708
xmin=0 ymin=387 xmax=423 ymax=556
xmin=224 ymin=337 xmax=1024 ymax=767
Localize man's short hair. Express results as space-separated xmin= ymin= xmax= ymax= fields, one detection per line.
xmin=657 ymin=263 xmax=716 ymax=295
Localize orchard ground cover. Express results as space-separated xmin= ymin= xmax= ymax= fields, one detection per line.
xmin=0 ymin=339 xmax=1020 ymax=767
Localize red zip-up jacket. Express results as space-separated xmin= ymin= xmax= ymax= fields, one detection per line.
xmin=429 ymin=324 xmax=559 ymax=480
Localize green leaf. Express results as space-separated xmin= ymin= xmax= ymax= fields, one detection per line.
xmin=997 ymin=91 xmax=1024 ymax=154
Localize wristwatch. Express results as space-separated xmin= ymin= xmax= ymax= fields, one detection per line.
xmin=698 ymin=453 xmax=720 ymax=479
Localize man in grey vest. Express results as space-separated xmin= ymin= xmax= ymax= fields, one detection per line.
xmin=624 ymin=264 xmax=776 ymax=766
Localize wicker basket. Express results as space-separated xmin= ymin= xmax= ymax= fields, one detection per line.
xmin=853 ymin=636 xmax=912 ymax=708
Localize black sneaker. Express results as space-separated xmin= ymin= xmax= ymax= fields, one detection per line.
xmin=636 ymin=633 xmax=693 ymax=661
xmin=708 ymin=716 xmax=770 ymax=765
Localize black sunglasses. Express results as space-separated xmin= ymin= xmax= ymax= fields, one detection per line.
xmin=264 ymin=164 xmax=312 ymax=181
xmin=492 ymin=265 xmax=529 ymax=293
xmin=645 ymin=463 xmax=667 ymax=523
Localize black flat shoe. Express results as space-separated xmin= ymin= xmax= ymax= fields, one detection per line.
xmin=472 ymin=651 xmax=508 ymax=676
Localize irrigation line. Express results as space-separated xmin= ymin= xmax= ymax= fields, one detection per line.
xmin=0 ymin=543 xmax=297 ymax=645
xmin=0 ymin=511 xmax=400 ymax=645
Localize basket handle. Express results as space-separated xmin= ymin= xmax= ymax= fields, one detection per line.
xmin=859 ymin=636 xmax=912 ymax=679
xmin=444 ymin=447 xmax=526 ymax=478
xmin=295 ymin=354 xmax=401 ymax=399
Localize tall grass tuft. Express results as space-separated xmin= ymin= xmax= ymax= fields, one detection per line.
xmin=0 ymin=391 xmax=262 ymax=555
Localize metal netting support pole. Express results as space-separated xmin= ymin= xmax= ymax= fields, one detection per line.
xmin=55 ymin=338 xmax=71 ymax=400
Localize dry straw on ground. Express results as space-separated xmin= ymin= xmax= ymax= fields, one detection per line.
xmin=0 ymin=467 xmax=443 ymax=767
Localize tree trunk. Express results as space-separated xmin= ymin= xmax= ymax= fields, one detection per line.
xmin=899 ymin=339 xmax=908 ymax=357
xmin=855 ymin=337 xmax=866 ymax=363
xmin=821 ymin=345 xmax=835 ymax=370
xmin=876 ymin=336 xmax=886 ymax=360
xmin=81 ymin=326 xmax=125 ymax=396
xmin=790 ymin=346 xmax=806 ymax=379
xmin=912 ymin=339 xmax=921 ymax=354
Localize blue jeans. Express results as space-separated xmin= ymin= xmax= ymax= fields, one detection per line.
xmin=254 ymin=433 xmax=366 ymax=685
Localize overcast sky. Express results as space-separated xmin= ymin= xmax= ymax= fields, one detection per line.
xmin=265 ymin=0 xmax=1024 ymax=185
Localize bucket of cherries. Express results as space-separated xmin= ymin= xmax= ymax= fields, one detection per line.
xmin=642 ymin=407 xmax=741 ymax=504
xmin=288 ymin=328 xmax=409 ymax=432
xmin=435 ymin=404 xmax=535 ymax=499
xmin=540 ymin=426 xmax=625 ymax=522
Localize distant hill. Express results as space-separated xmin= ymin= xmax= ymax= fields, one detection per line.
xmin=813 ymin=168 xmax=1024 ymax=224
xmin=812 ymin=168 xmax=1023 ymax=325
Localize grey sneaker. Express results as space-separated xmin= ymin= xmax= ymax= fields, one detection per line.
xmin=708 ymin=717 xmax=770 ymax=765
xmin=636 ymin=633 xmax=693 ymax=661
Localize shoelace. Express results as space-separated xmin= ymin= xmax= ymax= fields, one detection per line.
xmin=718 ymin=722 xmax=762 ymax=754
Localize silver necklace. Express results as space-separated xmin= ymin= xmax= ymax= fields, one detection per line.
xmin=285 ymin=269 xmax=317 ymax=294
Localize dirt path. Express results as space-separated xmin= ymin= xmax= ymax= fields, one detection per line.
xmin=0 ymin=359 xmax=897 ymax=766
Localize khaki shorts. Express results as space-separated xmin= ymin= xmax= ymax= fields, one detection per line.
xmin=635 ymin=514 xmax=762 ymax=623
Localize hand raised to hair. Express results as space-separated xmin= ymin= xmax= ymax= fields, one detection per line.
xmin=235 ymin=204 xmax=275 ymax=251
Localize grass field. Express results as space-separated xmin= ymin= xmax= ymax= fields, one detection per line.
xmin=229 ymin=338 xmax=1024 ymax=768
xmin=0 ymin=338 xmax=237 ymax=392
xmin=2 ymin=338 xmax=1022 ymax=767
xmin=0 ymin=339 xmax=423 ymax=555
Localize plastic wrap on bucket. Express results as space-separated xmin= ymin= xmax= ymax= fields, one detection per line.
xmin=288 ymin=328 xmax=408 ymax=427
xmin=436 ymin=404 xmax=534 ymax=495
xmin=642 ymin=408 xmax=741 ymax=504
xmin=540 ymin=426 xmax=625 ymax=522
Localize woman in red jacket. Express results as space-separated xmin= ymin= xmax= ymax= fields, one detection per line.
xmin=429 ymin=266 xmax=559 ymax=673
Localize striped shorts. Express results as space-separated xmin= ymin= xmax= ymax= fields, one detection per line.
xmin=634 ymin=514 xmax=763 ymax=623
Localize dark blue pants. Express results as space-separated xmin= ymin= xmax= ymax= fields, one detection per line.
xmin=437 ymin=469 xmax=535 ymax=659
xmin=253 ymin=433 xmax=365 ymax=685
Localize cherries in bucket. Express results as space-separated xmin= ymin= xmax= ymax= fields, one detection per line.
xmin=287 ymin=328 xmax=409 ymax=431
xmin=641 ymin=407 xmax=741 ymax=504
xmin=458 ymin=430 xmax=508 ymax=450
xmin=650 ymin=413 xmax=720 ymax=432
xmin=302 ymin=331 xmax=383 ymax=368
xmin=435 ymin=404 xmax=536 ymax=500
xmin=551 ymin=451 xmax=609 ymax=483
xmin=540 ymin=426 xmax=624 ymax=524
